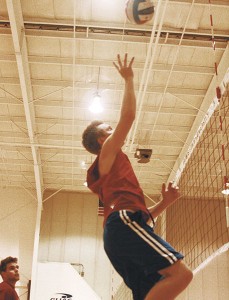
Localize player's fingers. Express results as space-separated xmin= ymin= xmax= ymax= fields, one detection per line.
xmin=117 ymin=54 xmax=123 ymax=68
xmin=171 ymin=185 xmax=179 ymax=193
xmin=168 ymin=181 xmax=173 ymax=190
xmin=161 ymin=183 xmax=166 ymax=194
xmin=128 ymin=56 xmax=135 ymax=68
xmin=124 ymin=53 xmax=127 ymax=67
xmin=113 ymin=62 xmax=120 ymax=72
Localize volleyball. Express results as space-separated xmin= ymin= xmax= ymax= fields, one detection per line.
xmin=125 ymin=0 xmax=154 ymax=25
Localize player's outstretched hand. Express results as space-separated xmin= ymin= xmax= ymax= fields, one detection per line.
xmin=161 ymin=182 xmax=181 ymax=206
xmin=113 ymin=53 xmax=134 ymax=80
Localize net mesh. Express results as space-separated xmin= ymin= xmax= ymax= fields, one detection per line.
xmin=166 ymin=85 xmax=229 ymax=269
xmin=112 ymin=86 xmax=229 ymax=299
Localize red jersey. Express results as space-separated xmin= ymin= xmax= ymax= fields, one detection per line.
xmin=0 ymin=282 xmax=19 ymax=300
xmin=87 ymin=150 xmax=148 ymax=224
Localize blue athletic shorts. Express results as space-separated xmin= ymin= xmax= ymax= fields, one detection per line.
xmin=103 ymin=210 xmax=184 ymax=300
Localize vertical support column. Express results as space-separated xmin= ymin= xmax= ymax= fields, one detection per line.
xmin=29 ymin=202 xmax=42 ymax=299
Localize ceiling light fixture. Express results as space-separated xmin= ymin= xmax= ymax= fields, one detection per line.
xmin=89 ymin=66 xmax=103 ymax=114
xmin=222 ymin=182 xmax=229 ymax=195
xmin=89 ymin=92 xmax=104 ymax=113
xmin=222 ymin=176 xmax=229 ymax=195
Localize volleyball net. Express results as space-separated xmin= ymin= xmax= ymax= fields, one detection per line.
xmin=112 ymin=85 xmax=228 ymax=299
xmin=165 ymin=84 xmax=229 ymax=271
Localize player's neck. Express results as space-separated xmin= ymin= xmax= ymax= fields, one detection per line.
xmin=5 ymin=279 xmax=16 ymax=288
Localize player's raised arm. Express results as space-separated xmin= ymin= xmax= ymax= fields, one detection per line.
xmin=98 ymin=53 xmax=136 ymax=176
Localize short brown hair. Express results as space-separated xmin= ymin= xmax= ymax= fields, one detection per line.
xmin=0 ymin=257 xmax=18 ymax=273
xmin=82 ymin=120 xmax=104 ymax=155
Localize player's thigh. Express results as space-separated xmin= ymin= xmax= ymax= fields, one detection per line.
xmin=158 ymin=259 xmax=191 ymax=277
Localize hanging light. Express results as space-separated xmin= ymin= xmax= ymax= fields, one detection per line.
xmin=222 ymin=183 xmax=229 ymax=195
xmin=89 ymin=66 xmax=104 ymax=114
xmin=222 ymin=176 xmax=229 ymax=195
xmin=222 ymin=189 xmax=229 ymax=195
xmin=89 ymin=92 xmax=104 ymax=113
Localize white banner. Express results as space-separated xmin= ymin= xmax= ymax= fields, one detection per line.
xmin=34 ymin=262 xmax=101 ymax=300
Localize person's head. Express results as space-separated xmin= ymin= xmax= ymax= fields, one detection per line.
xmin=82 ymin=120 xmax=113 ymax=155
xmin=0 ymin=256 xmax=20 ymax=285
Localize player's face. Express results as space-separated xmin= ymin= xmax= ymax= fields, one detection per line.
xmin=3 ymin=262 xmax=20 ymax=283
xmin=97 ymin=123 xmax=114 ymax=137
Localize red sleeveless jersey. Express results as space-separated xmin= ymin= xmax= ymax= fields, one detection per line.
xmin=0 ymin=282 xmax=19 ymax=300
xmin=87 ymin=150 xmax=148 ymax=225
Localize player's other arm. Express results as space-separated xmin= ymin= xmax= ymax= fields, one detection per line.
xmin=148 ymin=182 xmax=181 ymax=219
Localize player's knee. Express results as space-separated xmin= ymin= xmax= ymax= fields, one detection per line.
xmin=174 ymin=264 xmax=193 ymax=289
xmin=183 ymin=267 xmax=193 ymax=285
xmin=177 ymin=261 xmax=193 ymax=283
xmin=159 ymin=260 xmax=193 ymax=283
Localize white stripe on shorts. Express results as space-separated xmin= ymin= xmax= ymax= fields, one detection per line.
xmin=119 ymin=210 xmax=178 ymax=265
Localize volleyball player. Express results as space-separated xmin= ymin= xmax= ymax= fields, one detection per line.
xmin=0 ymin=257 xmax=19 ymax=300
xmin=82 ymin=53 xmax=193 ymax=300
